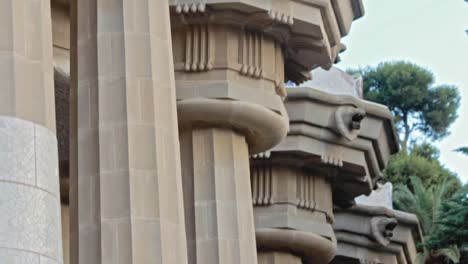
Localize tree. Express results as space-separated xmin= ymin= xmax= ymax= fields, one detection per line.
xmin=394 ymin=177 xmax=462 ymax=264
xmin=455 ymin=147 xmax=468 ymax=156
xmin=348 ymin=61 xmax=460 ymax=152
xmin=426 ymin=185 xmax=468 ymax=263
xmin=384 ymin=143 xmax=461 ymax=196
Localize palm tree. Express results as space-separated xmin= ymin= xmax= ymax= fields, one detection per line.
xmin=455 ymin=147 xmax=468 ymax=156
xmin=394 ymin=176 xmax=461 ymax=263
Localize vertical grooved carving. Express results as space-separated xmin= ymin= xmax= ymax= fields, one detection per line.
xmin=185 ymin=24 xmax=211 ymax=72
xmin=252 ymin=163 xmax=273 ymax=206
xmin=239 ymin=31 xmax=263 ymax=78
xmin=274 ymin=41 xmax=287 ymax=97
xmin=263 ymin=164 xmax=270 ymax=204
xmin=185 ymin=27 xmax=192 ymax=71
xmin=192 ymin=25 xmax=199 ymax=71
xmin=252 ymin=163 xmax=258 ymax=204
xmin=297 ymin=172 xmax=316 ymax=210
xmin=258 ymin=163 xmax=264 ymax=205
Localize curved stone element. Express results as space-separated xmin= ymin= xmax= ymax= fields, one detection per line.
xmin=334 ymin=106 xmax=366 ymax=141
xmin=332 ymin=204 xmax=423 ymax=264
xmin=370 ymin=217 xmax=398 ymax=246
xmin=280 ymin=87 xmax=399 ymax=207
xmin=0 ymin=117 xmax=63 ymax=263
xmin=172 ymin=0 xmax=363 ymax=84
xmin=170 ymin=0 xmax=364 ymax=84
xmin=178 ymin=98 xmax=288 ymax=154
xmin=256 ymin=228 xmax=337 ymax=264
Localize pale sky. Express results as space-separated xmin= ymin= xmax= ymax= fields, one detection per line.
xmin=336 ymin=0 xmax=468 ymax=183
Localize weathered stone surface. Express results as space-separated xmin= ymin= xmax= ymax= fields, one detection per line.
xmin=0 ymin=0 xmax=63 ymax=262
xmin=281 ymin=87 xmax=399 ymax=207
xmin=332 ymin=205 xmax=422 ymax=264
xmin=300 ymin=67 xmax=363 ymax=98
xmin=0 ymin=117 xmax=63 ymax=264
xmin=171 ymin=3 xmax=363 ymax=262
xmin=70 ymin=1 xmax=188 ymax=263
xmin=356 ymin=182 xmax=394 ymax=209
xmin=180 ymin=128 xmax=257 ymax=264
xmin=170 ymin=0 xmax=364 ymax=84
xmin=0 ymin=0 xmax=56 ymax=131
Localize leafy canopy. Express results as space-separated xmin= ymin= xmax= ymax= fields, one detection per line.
xmin=426 ymin=185 xmax=468 ymax=261
xmin=348 ymin=61 xmax=460 ymax=151
xmin=394 ymin=177 xmax=464 ymax=264
xmin=384 ymin=143 xmax=461 ymax=196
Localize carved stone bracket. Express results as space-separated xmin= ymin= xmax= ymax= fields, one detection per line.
xmin=333 ymin=106 xmax=366 ymax=141
xmin=174 ymin=2 xmax=206 ymax=14
xmin=370 ymin=216 xmax=398 ymax=246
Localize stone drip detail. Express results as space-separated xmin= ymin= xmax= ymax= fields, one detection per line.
xmin=251 ymin=162 xmax=274 ymax=206
xmin=184 ymin=24 xmax=213 ymax=72
xmin=297 ymin=172 xmax=316 ymax=210
xmin=239 ymin=31 xmax=264 ymax=79
xmin=0 ymin=117 xmax=63 ymax=263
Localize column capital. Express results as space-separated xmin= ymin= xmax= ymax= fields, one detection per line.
xmin=169 ymin=0 xmax=364 ymax=83
xmin=272 ymin=86 xmax=398 ymax=207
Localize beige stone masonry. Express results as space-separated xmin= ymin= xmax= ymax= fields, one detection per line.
xmin=0 ymin=0 xmax=63 ymax=263
xmin=283 ymin=87 xmax=399 ymax=207
xmin=332 ymin=205 xmax=422 ymax=264
xmin=251 ymin=84 xmax=398 ymax=263
xmin=70 ymin=0 xmax=187 ymax=263
xmin=180 ymin=128 xmax=257 ymax=264
xmin=0 ymin=0 xmax=56 ymax=131
xmin=258 ymin=252 xmax=302 ymax=264
xmin=170 ymin=0 xmax=364 ymax=84
xmin=170 ymin=1 xmax=364 ymax=263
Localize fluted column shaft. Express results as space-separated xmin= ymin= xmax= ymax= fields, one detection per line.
xmin=180 ymin=128 xmax=258 ymax=264
xmin=70 ymin=0 xmax=187 ymax=263
xmin=0 ymin=0 xmax=63 ymax=263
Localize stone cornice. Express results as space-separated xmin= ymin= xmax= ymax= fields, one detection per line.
xmin=333 ymin=204 xmax=423 ymax=264
xmin=169 ymin=0 xmax=364 ymax=84
xmin=259 ymin=87 xmax=398 ymax=207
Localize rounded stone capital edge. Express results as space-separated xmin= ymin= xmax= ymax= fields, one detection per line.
xmin=177 ymin=98 xmax=289 ymax=154
xmin=256 ymin=228 xmax=337 ymax=263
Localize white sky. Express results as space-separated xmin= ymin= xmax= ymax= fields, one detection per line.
xmin=336 ymin=0 xmax=468 ymax=183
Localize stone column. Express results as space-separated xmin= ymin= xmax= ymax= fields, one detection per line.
xmin=252 ymin=155 xmax=337 ymax=264
xmin=0 ymin=0 xmax=63 ymax=263
xmin=180 ymin=127 xmax=260 ymax=263
xmin=70 ymin=0 xmax=188 ymax=263
xmin=171 ymin=3 xmax=291 ymax=263
xmin=252 ymin=81 xmax=399 ymax=264
xmin=170 ymin=1 xmax=365 ymax=262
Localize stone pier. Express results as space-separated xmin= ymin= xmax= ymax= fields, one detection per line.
xmin=0 ymin=0 xmax=63 ymax=263
xmin=70 ymin=0 xmax=188 ymax=263
xmin=170 ymin=1 xmax=364 ymax=263
xmin=251 ymin=68 xmax=399 ymax=264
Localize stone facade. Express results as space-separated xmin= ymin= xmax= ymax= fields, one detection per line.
xmin=332 ymin=205 xmax=422 ymax=264
xmin=0 ymin=1 xmax=424 ymax=264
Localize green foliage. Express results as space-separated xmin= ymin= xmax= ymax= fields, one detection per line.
xmin=411 ymin=142 xmax=441 ymax=161
xmin=348 ymin=61 xmax=460 ymax=151
xmin=426 ymin=186 xmax=468 ymax=262
xmin=394 ymin=177 xmax=463 ymax=263
xmin=384 ymin=143 xmax=461 ymax=197
xmin=455 ymin=147 xmax=468 ymax=156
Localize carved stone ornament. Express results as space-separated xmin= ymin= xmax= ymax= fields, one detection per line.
xmin=370 ymin=216 xmax=398 ymax=246
xmin=334 ymin=106 xmax=366 ymax=141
